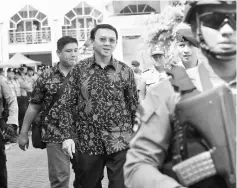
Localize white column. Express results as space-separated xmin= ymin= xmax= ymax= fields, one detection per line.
xmin=1 ymin=21 xmax=10 ymax=64
xmin=102 ymin=10 xmax=124 ymax=62
xmin=50 ymin=19 xmax=62 ymax=66
xmin=0 ymin=22 xmax=3 ymax=64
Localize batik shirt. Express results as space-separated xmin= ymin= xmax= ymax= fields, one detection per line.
xmin=30 ymin=64 xmax=70 ymax=143
xmin=59 ymin=56 xmax=139 ymax=155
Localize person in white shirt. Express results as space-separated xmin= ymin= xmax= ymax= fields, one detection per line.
xmin=138 ymin=45 xmax=168 ymax=100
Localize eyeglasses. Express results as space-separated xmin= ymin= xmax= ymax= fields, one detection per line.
xmin=199 ymin=12 xmax=236 ymax=30
xmin=97 ymin=37 xmax=116 ymax=44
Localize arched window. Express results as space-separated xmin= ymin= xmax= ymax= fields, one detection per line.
xmin=9 ymin=5 xmax=51 ymax=44
xmin=62 ymin=1 xmax=103 ymax=42
xmin=119 ymin=4 xmax=156 ymax=15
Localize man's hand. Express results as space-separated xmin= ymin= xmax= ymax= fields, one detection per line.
xmin=18 ymin=132 xmax=29 ymax=151
xmin=62 ymin=139 xmax=75 ymax=159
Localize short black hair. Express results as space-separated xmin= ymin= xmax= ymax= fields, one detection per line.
xmin=90 ymin=24 xmax=118 ymax=41
xmin=7 ymin=68 xmax=14 ymax=72
xmin=27 ymin=67 xmax=34 ymax=71
xmin=131 ymin=60 xmax=140 ymax=67
xmin=57 ymin=36 xmax=78 ymax=51
xmin=14 ymin=68 xmax=21 ymax=75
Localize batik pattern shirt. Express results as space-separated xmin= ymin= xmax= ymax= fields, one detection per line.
xmin=30 ymin=64 xmax=72 ymax=143
xmin=59 ymin=56 xmax=139 ymax=155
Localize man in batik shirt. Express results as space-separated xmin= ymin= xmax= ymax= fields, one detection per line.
xmin=18 ymin=36 xmax=79 ymax=188
xmin=61 ymin=24 xmax=138 ymax=188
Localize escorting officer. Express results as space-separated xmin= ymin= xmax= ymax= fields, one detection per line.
xmin=175 ymin=23 xmax=200 ymax=69
xmin=0 ymin=68 xmax=18 ymax=187
xmin=138 ymin=45 xmax=167 ymax=100
xmin=124 ymin=1 xmax=236 ymax=188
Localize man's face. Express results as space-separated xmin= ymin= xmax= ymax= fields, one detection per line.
xmin=198 ymin=6 xmax=236 ymax=58
xmin=92 ymin=28 xmax=117 ymax=58
xmin=27 ymin=70 xmax=33 ymax=76
xmin=37 ymin=70 xmax=42 ymax=76
xmin=132 ymin=65 xmax=141 ymax=74
xmin=7 ymin=72 xmax=15 ymax=79
xmin=177 ymin=40 xmax=198 ymax=65
xmin=14 ymin=74 xmax=20 ymax=79
xmin=57 ymin=42 xmax=78 ymax=67
xmin=23 ymin=67 xmax=27 ymax=74
xmin=151 ymin=54 xmax=165 ymax=69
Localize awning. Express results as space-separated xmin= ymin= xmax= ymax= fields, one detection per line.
xmin=0 ymin=53 xmax=41 ymax=68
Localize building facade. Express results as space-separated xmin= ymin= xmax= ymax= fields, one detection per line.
xmin=0 ymin=0 xmax=171 ymax=67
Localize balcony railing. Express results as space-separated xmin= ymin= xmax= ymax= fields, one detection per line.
xmin=9 ymin=30 xmax=51 ymax=44
xmin=62 ymin=28 xmax=91 ymax=42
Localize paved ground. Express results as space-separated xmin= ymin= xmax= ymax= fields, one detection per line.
xmin=6 ymin=140 xmax=108 ymax=188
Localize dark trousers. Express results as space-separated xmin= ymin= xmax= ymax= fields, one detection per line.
xmin=71 ymin=149 xmax=127 ymax=188
xmin=17 ymin=96 xmax=28 ymax=133
xmin=0 ymin=130 xmax=7 ymax=188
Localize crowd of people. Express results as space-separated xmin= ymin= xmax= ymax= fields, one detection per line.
xmin=0 ymin=0 xmax=236 ymax=188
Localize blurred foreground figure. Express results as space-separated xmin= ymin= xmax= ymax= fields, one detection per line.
xmin=0 ymin=68 xmax=18 ymax=188
xmin=124 ymin=1 xmax=236 ymax=188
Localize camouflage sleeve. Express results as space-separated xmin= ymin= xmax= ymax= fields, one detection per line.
xmin=124 ymin=78 xmax=182 ymax=188
xmin=0 ymin=79 xmax=18 ymax=125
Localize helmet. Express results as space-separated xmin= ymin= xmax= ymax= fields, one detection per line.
xmin=184 ymin=0 xmax=236 ymax=25
xmin=183 ymin=0 xmax=236 ymax=59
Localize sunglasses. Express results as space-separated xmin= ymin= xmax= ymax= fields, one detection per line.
xmin=199 ymin=11 xmax=236 ymax=30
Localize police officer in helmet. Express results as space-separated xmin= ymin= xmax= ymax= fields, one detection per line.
xmin=124 ymin=1 xmax=236 ymax=188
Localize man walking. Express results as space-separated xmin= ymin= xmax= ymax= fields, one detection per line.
xmin=61 ymin=24 xmax=138 ymax=188
xmin=18 ymin=36 xmax=79 ymax=188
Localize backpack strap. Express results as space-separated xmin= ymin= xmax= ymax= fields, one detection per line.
xmin=43 ymin=71 xmax=70 ymax=115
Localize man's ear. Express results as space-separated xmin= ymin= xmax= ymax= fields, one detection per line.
xmin=56 ymin=50 xmax=61 ymax=57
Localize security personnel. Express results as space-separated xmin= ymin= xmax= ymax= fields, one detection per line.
xmin=175 ymin=23 xmax=200 ymax=69
xmin=124 ymin=1 xmax=236 ymax=188
xmin=0 ymin=68 xmax=18 ymax=187
xmin=138 ymin=45 xmax=168 ymax=100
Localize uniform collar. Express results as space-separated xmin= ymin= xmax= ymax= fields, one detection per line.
xmin=202 ymin=61 xmax=236 ymax=86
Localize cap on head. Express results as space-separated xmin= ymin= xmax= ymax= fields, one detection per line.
xmin=151 ymin=45 xmax=165 ymax=56
xmin=14 ymin=68 xmax=21 ymax=75
xmin=7 ymin=68 xmax=14 ymax=72
xmin=27 ymin=67 xmax=34 ymax=71
xmin=176 ymin=23 xmax=199 ymax=47
xmin=131 ymin=60 xmax=140 ymax=67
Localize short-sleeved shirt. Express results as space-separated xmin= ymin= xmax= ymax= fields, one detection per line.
xmin=30 ymin=63 xmax=69 ymax=143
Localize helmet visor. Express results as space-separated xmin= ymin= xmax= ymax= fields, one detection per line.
xmin=199 ymin=11 xmax=236 ymax=30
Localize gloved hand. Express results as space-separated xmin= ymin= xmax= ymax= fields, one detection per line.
xmin=62 ymin=139 xmax=75 ymax=159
